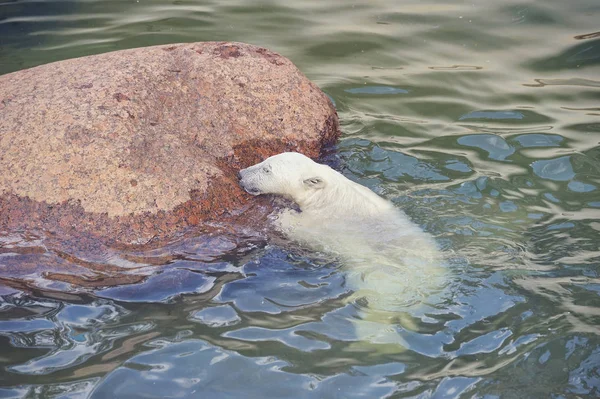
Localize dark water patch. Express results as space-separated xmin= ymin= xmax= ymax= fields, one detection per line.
xmin=305 ymin=36 xmax=387 ymax=59
xmin=528 ymin=38 xmax=600 ymax=71
xmin=564 ymin=121 xmax=600 ymax=133
xmin=421 ymin=24 xmax=518 ymax=51
xmin=373 ymin=10 xmax=446 ymax=27
xmin=215 ymin=248 xmax=346 ymax=315
xmin=401 ymin=100 xmax=477 ymax=124
xmin=340 ymin=140 xmax=449 ymax=184
xmin=0 ymin=0 xmax=85 ymax=73
xmin=474 ymin=334 xmax=600 ymax=397
xmin=220 ymin=1 xmax=317 ymax=31
xmin=97 ymin=268 xmax=216 ymax=303
xmin=524 ymin=77 xmax=600 ymax=88
xmin=526 ymin=217 xmax=600 ymax=271
xmin=503 ymin=4 xmax=560 ymax=25
xmin=0 ymin=0 xmax=75 ymax=42
xmin=428 ymin=64 xmax=483 ymax=71
xmin=344 ymin=85 xmax=409 ymax=95
xmin=459 ymin=124 xmax=556 ymax=136
xmin=458 ymin=109 xmax=554 ymax=124
xmin=460 ymin=110 xmax=525 ymax=121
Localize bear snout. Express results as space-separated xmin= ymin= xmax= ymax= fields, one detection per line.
xmin=237 ymin=169 xmax=262 ymax=196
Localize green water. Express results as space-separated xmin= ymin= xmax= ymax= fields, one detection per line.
xmin=1 ymin=0 xmax=600 ymax=398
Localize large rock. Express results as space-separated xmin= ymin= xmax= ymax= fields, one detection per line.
xmin=0 ymin=42 xmax=339 ymax=245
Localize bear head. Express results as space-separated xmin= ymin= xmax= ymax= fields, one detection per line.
xmin=238 ymin=152 xmax=327 ymax=204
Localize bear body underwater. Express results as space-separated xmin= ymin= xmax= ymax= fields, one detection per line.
xmin=238 ymin=152 xmax=446 ymax=315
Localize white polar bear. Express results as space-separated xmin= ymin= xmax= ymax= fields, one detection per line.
xmin=239 ymin=152 xmax=446 ymax=344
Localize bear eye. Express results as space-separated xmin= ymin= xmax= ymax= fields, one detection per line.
xmin=263 ymin=166 xmax=271 ymax=173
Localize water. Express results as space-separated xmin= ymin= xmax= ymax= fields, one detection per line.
xmin=1 ymin=0 xmax=600 ymax=397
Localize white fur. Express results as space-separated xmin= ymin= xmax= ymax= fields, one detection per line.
xmin=239 ymin=152 xmax=446 ymax=344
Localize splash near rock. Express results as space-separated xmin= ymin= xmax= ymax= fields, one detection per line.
xmin=0 ymin=42 xmax=339 ymax=246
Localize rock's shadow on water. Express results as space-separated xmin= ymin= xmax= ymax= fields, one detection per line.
xmin=0 ymin=206 xmax=272 ymax=299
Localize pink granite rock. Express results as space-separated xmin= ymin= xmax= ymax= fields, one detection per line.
xmin=0 ymin=42 xmax=339 ymax=245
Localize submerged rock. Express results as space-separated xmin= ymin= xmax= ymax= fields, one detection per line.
xmin=0 ymin=42 xmax=339 ymax=245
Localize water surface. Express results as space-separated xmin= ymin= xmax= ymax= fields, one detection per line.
xmin=1 ymin=0 xmax=599 ymax=397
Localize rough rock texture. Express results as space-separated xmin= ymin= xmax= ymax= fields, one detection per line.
xmin=0 ymin=42 xmax=339 ymax=245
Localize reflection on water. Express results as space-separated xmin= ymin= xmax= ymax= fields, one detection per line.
xmin=1 ymin=0 xmax=600 ymax=397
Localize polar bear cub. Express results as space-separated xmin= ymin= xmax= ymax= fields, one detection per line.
xmin=238 ymin=152 xmax=446 ymax=317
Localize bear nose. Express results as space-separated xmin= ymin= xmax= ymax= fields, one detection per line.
xmin=237 ymin=170 xmax=242 ymax=180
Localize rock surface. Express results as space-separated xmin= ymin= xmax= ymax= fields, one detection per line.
xmin=0 ymin=42 xmax=339 ymax=245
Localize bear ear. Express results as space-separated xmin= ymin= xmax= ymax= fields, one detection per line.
xmin=303 ymin=176 xmax=325 ymax=190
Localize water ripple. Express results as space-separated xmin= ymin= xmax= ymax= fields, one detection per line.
xmin=1 ymin=0 xmax=599 ymax=397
